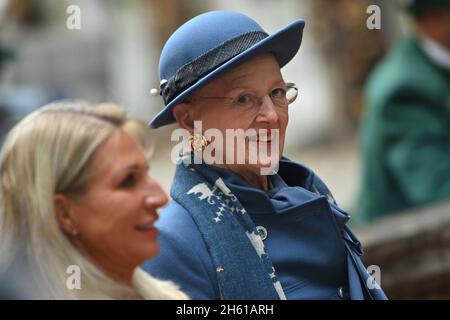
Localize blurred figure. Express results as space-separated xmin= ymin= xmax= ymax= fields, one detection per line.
xmin=358 ymin=0 xmax=450 ymax=225
xmin=0 ymin=101 xmax=188 ymax=299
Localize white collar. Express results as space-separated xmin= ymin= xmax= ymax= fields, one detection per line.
xmin=419 ymin=35 xmax=450 ymax=72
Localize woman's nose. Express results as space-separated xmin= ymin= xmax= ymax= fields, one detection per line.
xmin=144 ymin=177 xmax=169 ymax=209
xmin=256 ymin=96 xmax=279 ymax=123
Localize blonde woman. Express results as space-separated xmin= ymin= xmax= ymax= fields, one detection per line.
xmin=0 ymin=101 xmax=188 ymax=299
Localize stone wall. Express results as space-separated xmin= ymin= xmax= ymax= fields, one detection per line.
xmin=356 ymin=200 xmax=450 ymax=299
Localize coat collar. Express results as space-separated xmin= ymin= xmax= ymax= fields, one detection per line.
xmin=206 ymin=157 xmax=350 ymax=229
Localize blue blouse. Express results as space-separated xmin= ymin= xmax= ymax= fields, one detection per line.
xmin=208 ymin=162 xmax=350 ymax=299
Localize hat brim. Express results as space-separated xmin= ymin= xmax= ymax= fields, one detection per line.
xmin=149 ymin=19 xmax=305 ymax=128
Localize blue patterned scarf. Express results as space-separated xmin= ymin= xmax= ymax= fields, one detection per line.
xmin=171 ymin=153 xmax=286 ymax=300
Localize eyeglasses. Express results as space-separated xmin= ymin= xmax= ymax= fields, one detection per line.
xmin=191 ymin=82 xmax=298 ymax=114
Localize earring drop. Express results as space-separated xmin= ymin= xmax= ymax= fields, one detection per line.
xmin=188 ymin=133 xmax=209 ymax=151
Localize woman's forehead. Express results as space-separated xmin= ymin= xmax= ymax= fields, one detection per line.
xmin=203 ymin=55 xmax=283 ymax=94
xmin=224 ymin=54 xmax=280 ymax=80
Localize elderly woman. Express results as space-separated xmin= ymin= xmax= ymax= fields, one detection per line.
xmin=143 ymin=11 xmax=387 ymax=300
xmin=0 ymin=101 xmax=188 ymax=299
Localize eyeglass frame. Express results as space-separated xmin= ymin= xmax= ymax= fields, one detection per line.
xmin=185 ymin=82 xmax=298 ymax=114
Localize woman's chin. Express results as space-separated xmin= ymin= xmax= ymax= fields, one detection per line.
xmin=134 ymin=241 xmax=160 ymax=263
xmin=248 ymin=154 xmax=281 ymax=172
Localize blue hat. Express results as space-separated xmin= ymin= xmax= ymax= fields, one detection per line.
xmin=149 ymin=11 xmax=305 ymax=128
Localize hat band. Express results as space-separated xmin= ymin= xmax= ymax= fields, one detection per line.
xmin=161 ymin=30 xmax=269 ymax=104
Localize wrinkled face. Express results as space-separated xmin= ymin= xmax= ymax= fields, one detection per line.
xmin=69 ymin=132 xmax=168 ymax=273
xmin=189 ymin=54 xmax=289 ymax=176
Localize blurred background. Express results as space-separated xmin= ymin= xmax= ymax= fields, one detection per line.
xmin=1 ymin=0 xmax=450 ymax=299
xmin=0 ymin=0 xmax=397 ymax=210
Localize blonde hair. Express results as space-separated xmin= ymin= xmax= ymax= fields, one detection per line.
xmin=0 ymin=101 xmax=186 ymax=299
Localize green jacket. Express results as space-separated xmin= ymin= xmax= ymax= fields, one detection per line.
xmin=357 ymin=36 xmax=450 ymax=225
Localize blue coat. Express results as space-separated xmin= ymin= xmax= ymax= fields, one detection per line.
xmin=142 ymin=158 xmax=387 ymax=300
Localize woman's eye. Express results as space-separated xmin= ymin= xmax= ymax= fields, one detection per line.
xmin=234 ymin=94 xmax=252 ymax=106
xmin=271 ymin=88 xmax=286 ymax=99
xmin=119 ymin=173 xmax=135 ymax=188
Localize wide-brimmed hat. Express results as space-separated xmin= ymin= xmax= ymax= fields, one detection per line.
xmin=149 ymin=11 xmax=305 ymax=128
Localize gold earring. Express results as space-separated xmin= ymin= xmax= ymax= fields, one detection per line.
xmin=188 ymin=133 xmax=208 ymax=151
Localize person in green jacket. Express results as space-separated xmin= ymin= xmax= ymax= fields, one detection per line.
xmin=357 ymin=0 xmax=450 ymax=225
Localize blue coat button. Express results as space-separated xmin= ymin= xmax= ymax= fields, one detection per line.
xmin=256 ymin=226 xmax=268 ymax=241
xmin=338 ymin=286 xmax=349 ymax=299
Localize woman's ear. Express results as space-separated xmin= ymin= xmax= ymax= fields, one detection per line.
xmin=53 ymin=194 xmax=78 ymax=236
xmin=172 ymin=103 xmax=195 ymax=133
